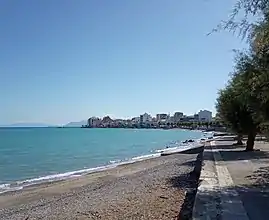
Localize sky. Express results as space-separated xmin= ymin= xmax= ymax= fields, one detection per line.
xmin=0 ymin=0 xmax=248 ymax=125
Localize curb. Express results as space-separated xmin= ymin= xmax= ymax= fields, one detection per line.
xmin=160 ymin=144 xmax=204 ymax=156
xmin=192 ymin=141 xmax=249 ymax=220
xmin=178 ymin=147 xmax=204 ymax=220
xmin=192 ymin=142 xmax=222 ymax=220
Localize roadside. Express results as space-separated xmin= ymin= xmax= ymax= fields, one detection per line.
xmin=193 ymin=139 xmax=269 ymax=220
xmin=219 ymin=141 xmax=269 ymax=220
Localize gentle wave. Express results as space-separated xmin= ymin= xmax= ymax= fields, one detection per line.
xmin=0 ymin=183 xmax=23 ymax=193
xmin=109 ymin=159 xmax=122 ymax=164
xmin=0 ymin=135 xmax=211 ymax=195
xmin=131 ymin=153 xmax=160 ymax=161
xmin=0 ymin=164 xmax=118 ymax=194
xmin=154 ymin=137 xmax=205 ymax=153
xmin=0 ymin=152 xmax=161 ymax=194
xmin=0 ymin=183 xmax=10 ymax=190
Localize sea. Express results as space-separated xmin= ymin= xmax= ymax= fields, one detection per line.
xmin=0 ymin=127 xmax=210 ymax=193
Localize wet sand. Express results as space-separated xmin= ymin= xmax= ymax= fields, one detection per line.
xmin=0 ymin=152 xmax=202 ymax=220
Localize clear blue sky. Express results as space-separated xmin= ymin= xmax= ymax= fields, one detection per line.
xmin=0 ymin=0 xmax=247 ymax=125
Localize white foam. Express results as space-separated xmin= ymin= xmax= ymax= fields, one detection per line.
xmin=0 ymin=183 xmax=23 ymax=194
xmin=0 ymin=134 xmax=209 ymax=194
xmin=16 ymin=164 xmax=118 ymax=186
xmin=155 ymin=143 xmax=198 ymax=153
xmin=154 ymin=135 xmax=209 ymax=154
xmin=109 ymin=159 xmax=122 ymax=164
xmin=131 ymin=153 xmax=160 ymax=161
xmin=0 ymin=183 xmax=10 ymax=190
xmin=0 ymin=153 xmax=161 ymax=194
xmin=155 ymin=146 xmax=180 ymax=153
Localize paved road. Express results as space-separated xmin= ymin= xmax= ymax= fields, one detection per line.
xmin=216 ymin=140 xmax=269 ymax=220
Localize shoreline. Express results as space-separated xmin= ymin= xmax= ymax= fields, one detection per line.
xmin=0 ymin=139 xmax=206 ymax=195
xmin=0 ymin=149 xmax=203 ymax=219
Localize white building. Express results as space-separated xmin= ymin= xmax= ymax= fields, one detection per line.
xmin=168 ymin=116 xmax=175 ymax=123
xmin=198 ymin=110 xmax=212 ymax=122
xmin=88 ymin=117 xmax=101 ymax=127
xmin=156 ymin=113 xmax=168 ymax=122
xmin=131 ymin=117 xmax=140 ymax=123
xmin=173 ymin=112 xmax=183 ymax=122
xmin=140 ymin=113 xmax=152 ymax=124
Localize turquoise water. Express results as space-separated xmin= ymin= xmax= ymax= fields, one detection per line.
xmin=0 ymin=128 xmax=205 ymax=192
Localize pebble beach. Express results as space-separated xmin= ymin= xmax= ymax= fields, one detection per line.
xmin=0 ymin=151 xmax=202 ymax=220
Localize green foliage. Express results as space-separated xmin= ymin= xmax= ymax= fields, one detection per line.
xmin=216 ymin=53 xmax=263 ymax=150
xmin=211 ymin=0 xmax=269 ymax=39
xmin=214 ymin=0 xmax=269 ymax=149
xmin=216 ymin=84 xmax=255 ymax=135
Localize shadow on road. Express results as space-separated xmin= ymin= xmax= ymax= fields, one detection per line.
xmin=193 ymin=141 xmax=269 ymax=220
xmin=166 ymin=141 xmax=269 ymax=219
xmin=220 ymin=150 xmax=269 ymax=161
xmin=246 ymin=166 xmax=269 ymax=188
xmin=205 ymin=144 xmax=245 ymax=150
xmin=204 ymin=142 xmax=269 ymax=162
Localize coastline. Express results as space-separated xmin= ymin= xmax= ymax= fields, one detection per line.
xmin=0 ymin=149 xmax=203 ymax=220
xmin=0 ymin=136 xmax=207 ymax=195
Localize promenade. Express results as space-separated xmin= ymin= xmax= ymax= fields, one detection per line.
xmin=193 ymin=139 xmax=269 ymax=220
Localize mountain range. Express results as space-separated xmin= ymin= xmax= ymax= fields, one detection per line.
xmin=0 ymin=123 xmax=54 ymax=127
xmin=63 ymin=120 xmax=87 ymax=127
xmin=1 ymin=120 xmax=87 ymax=128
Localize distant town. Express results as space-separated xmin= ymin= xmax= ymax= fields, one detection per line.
xmin=82 ymin=110 xmax=224 ymax=131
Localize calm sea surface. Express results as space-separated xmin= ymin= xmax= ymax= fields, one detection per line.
xmin=0 ymin=128 xmax=205 ymax=192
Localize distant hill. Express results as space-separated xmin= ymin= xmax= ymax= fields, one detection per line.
xmin=64 ymin=120 xmax=87 ymax=127
xmin=1 ymin=121 xmax=88 ymax=128
xmin=1 ymin=123 xmax=54 ymax=128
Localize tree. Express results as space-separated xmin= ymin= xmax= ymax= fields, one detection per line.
xmin=211 ymin=0 xmax=269 ymax=39
xmin=214 ymin=0 xmax=269 ymax=146
xmin=216 ymin=86 xmax=244 ymax=145
xmin=250 ymin=16 xmax=269 ymax=123
xmin=216 ymin=69 xmax=261 ymax=151
xmin=242 ymin=15 xmax=269 ymax=137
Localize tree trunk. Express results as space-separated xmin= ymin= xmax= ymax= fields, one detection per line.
xmin=236 ymin=134 xmax=243 ymax=145
xmin=246 ymin=132 xmax=256 ymax=151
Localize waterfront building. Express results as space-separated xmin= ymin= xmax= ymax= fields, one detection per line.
xmin=140 ymin=113 xmax=152 ymax=124
xmin=88 ymin=117 xmax=101 ymax=127
xmin=182 ymin=115 xmax=196 ymax=122
xmin=101 ymin=116 xmax=114 ymax=127
xmin=173 ymin=112 xmax=183 ymax=122
xmin=131 ymin=117 xmax=140 ymax=123
xmin=167 ymin=116 xmax=175 ymax=124
xmin=156 ymin=113 xmax=168 ymax=122
xmin=198 ymin=110 xmax=212 ymax=122
xmin=194 ymin=114 xmax=199 ymax=121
